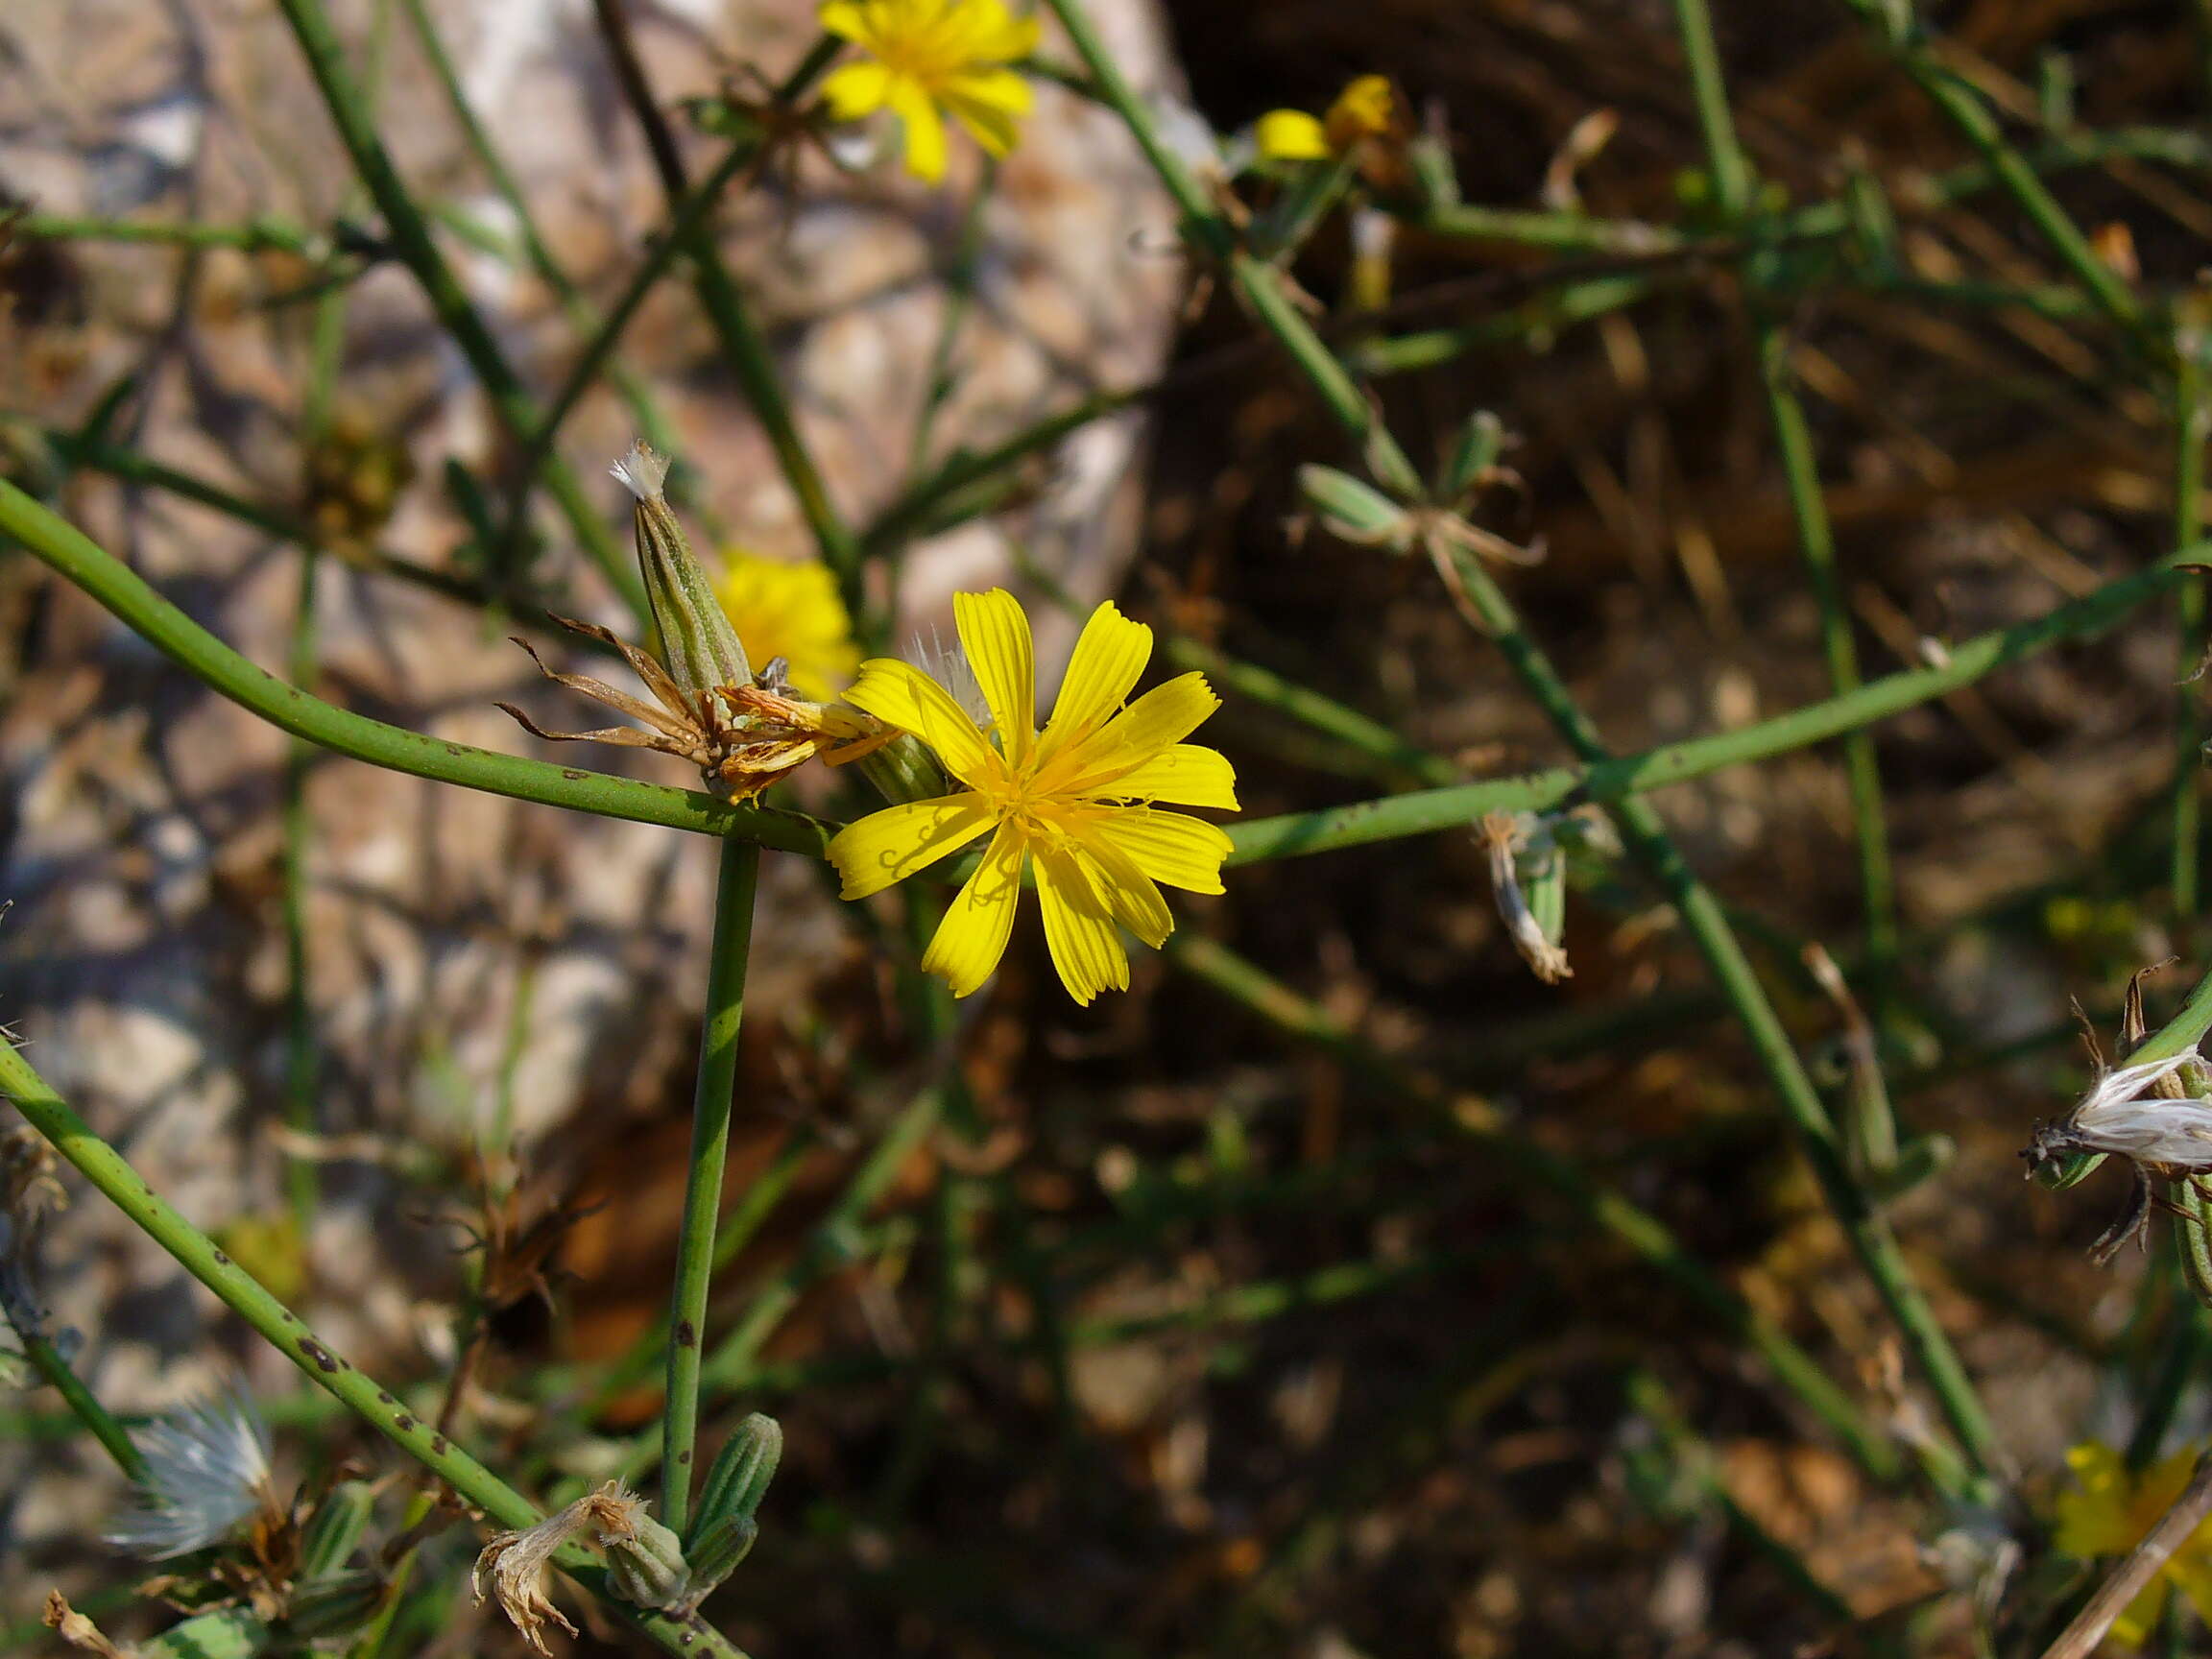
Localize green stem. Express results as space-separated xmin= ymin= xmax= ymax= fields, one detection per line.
xmin=0 ymin=480 xmax=830 ymax=851
xmin=0 ymin=1042 xmax=752 ymax=1659
xmin=2173 ymin=331 xmax=2209 ymax=919
xmin=593 ymin=7 xmax=865 ymax=618
xmin=1833 ymin=0 xmax=2145 ymax=336
xmin=13 ymin=1327 xmax=146 ymax=1480
xmin=12 ymin=212 xmax=332 ymax=257
xmin=1667 ymin=0 xmax=1754 ymax=217
xmin=661 ymin=837 xmax=760 ymax=1537
xmin=272 ymin=0 xmax=646 ymax=621
xmin=1229 ymin=541 xmax=2201 ymax=864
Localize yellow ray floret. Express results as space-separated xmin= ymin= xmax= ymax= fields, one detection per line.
xmin=829 ymin=589 xmax=1239 ymax=1003
xmin=2055 ymin=1439 xmax=2212 ymax=1646
xmin=819 ymin=0 xmax=1040 ymax=183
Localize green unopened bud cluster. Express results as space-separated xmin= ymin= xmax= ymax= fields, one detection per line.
xmin=598 ymin=1411 xmax=784 ymax=1614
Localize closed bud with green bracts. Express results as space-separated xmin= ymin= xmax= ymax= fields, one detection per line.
xmin=687 ymin=1413 xmax=782 ymax=1558
xmin=853 ymin=731 xmax=950 ymax=807
xmin=602 ymin=1512 xmax=691 ymax=1611
xmin=1296 ymin=465 xmax=1413 ymax=552
xmin=297 ymin=1479 xmax=377 ymax=1580
xmin=1438 ymin=410 xmax=1507 ymax=506
xmin=682 ymin=1513 xmax=758 ymax=1599
xmin=283 ymin=1568 xmax=394 ymax=1639
xmin=612 ymin=444 xmax=751 ymax=699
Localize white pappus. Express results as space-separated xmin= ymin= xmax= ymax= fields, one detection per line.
xmin=2022 ymin=1046 xmax=2212 ymax=1263
xmin=105 ymin=1387 xmax=277 ymax=1559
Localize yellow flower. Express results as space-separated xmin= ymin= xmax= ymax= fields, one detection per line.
xmin=712 ymin=550 xmax=862 ymax=703
xmin=829 ymin=590 xmax=1238 ymax=1003
xmin=1255 ymin=75 xmax=1399 ymax=163
xmin=819 ymin=0 xmax=1040 ymax=184
xmin=2055 ymin=1440 xmax=2212 ymax=1645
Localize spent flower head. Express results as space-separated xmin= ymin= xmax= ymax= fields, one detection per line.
xmin=498 ymin=445 xmax=892 ymax=800
xmin=819 ymin=0 xmax=1040 ymax=183
xmin=106 ymin=1388 xmax=278 ymax=1560
xmin=712 ymin=549 xmax=862 ymax=703
xmin=829 ymin=589 xmax=1238 ymax=1004
xmin=473 ymin=1480 xmax=646 ymax=1655
xmin=2055 ymin=1439 xmax=2212 ymax=1646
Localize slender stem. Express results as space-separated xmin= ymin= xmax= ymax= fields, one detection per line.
xmin=272 ymin=0 xmax=646 ymax=621
xmin=1832 ymin=0 xmax=2145 ymax=337
xmin=2173 ymin=331 xmax=2209 ymax=918
xmin=2042 ymin=1452 xmax=2212 ymax=1659
xmin=1667 ymin=0 xmax=1753 ymax=217
xmin=2126 ymin=1242 xmax=2207 ymax=1471
xmin=12 ymin=1328 xmax=146 ymax=1480
xmin=0 ymin=1042 xmax=752 ymax=1659
xmin=497 ymin=138 xmax=762 ymax=566
xmin=661 ymin=837 xmax=760 ymax=1536
xmin=0 ymin=481 xmax=829 ymax=850
xmin=1670 ymin=0 xmax=1899 ymax=1074
xmin=1226 ymin=541 xmax=2202 ymax=866
xmin=12 ymin=213 xmax=331 ymax=257
xmin=591 ymin=5 xmax=866 ymax=617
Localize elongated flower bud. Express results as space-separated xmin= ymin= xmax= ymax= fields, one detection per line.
xmin=602 ymin=1511 xmax=691 ymax=1611
xmin=688 ymin=1413 xmax=781 ymax=1553
xmin=612 ymin=445 xmax=751 ymax=698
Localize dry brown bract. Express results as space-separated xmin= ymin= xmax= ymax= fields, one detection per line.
xmin=498 ymin=615 xmax=892 ymax=803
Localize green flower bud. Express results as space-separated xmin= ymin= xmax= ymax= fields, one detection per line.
xmin=613 ymin=444 xmax=751 ymax=698
xmin=1438 ymin=410 xmax=1506 ymax=506
xmin=1296 ymin=464 xmax=1412 ymax=551
xmin=298 ymin=1479 xmax=377 ymax=1580
xmin=688 ymin=1413 xmax=782 ymax=1557
xmin=682 ymin=1513 xmax=758 ymax=1597
xmin=602 ymin=1511 xmax=692 ymax=1612
xmin=853 ymin=731 xmax=950 ymax=806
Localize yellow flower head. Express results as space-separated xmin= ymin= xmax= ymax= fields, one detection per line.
xmin=1255 ymin=75 xmax=1400 ymax=164
xmin=819 ymin=0 xmax=1040 ymax=183
xmin=2055 ymin=1440 xmax=2212 ymax=1645
xmin=829 ymin=590 xmax=1238 ymax=1003
xmin=712 ymin=549 xmax=862 ymax=703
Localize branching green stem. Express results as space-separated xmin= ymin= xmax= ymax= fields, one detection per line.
xmin=661 ymin=837 xmax=760 ymax=1536
xmin=0 ymin=1043 xmax=752 ymax=1659
xmin=0 ymin=480 xmax=829 ymax=852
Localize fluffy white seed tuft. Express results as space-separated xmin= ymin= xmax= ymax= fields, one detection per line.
xmin=2065 ymin=1048 xmax=2212 ymax=1167
xmin=609 ymin=442 xmax=671 ymax=503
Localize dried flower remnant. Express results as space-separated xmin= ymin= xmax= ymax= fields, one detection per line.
xmin=1479 ymin=811 xmax=1572 ymax=984
xmin=711 ymin=549 xmax=862 ymax=703
xmin=2022 ymin=1041 xmax=2212 ymax=1262
xmin=473 ymin=1481 xmax=647 ymax=1655
xmin=818 ymin=0 xmax=1039 ymax=183
xmin=106 ymin=1389 xmax=279 ymax=1559
xmin=830 ymin=590 xmax=1238 ymax=1004
xmin=2055 ymin=1440 xmax=2212 ymax=1646
xmin=498 ymin=445 xmax=892 ymax=801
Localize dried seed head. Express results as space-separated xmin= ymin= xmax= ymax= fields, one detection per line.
xmin=612 ymin=444 xmax=751 ymax=699
xmin=106 ymin=1387 xmax=278 ymax=1560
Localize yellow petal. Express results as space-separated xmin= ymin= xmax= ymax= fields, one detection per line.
xmin=828 ymin=794 xmax=997 ymax=900
xmin=954 ymin=589 xmax=1034 ymax=764
xmin=843 ymin=658 xmax=994 ymax=784
xmin=1032 ymin=843 xmax=1130 ymax=1005
xmin=821 ymin=60 xmax=895 ymax=119
xmin=1086 ymin=806 xmax=1232 ymax=895
xmin=945 ymin=64 xmax=1032 ymax=116
xmin=1255 ymin=109 xmax=1328 ymax=161
xmin=922 ymin=824 xmax=1027 ymax=997
xmin=963 ymin=3 xmax=1040 ymax=60
xmin=1051 ymin=673 xmax=1220 ymax=796
xmin=1098 ymin=743 xmax=1238 ymax=810
xmin=944 ymin=88 xmax=1023 ymax=157
xmin=2056 ymin=1442 xmax=2139 ymax=1557
xmin=1046 ymin=811 xmax=1172 ymax=947
xmin=890 ymin=77 xmax=950 ymax=182
xmin=1038 ymin=600 xmax=1150 ymax=764
xmin=817 ymin=0 xmax=874 ymax=46
xmin=2168 ymin=1546 xmax=2212 ymax=1632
